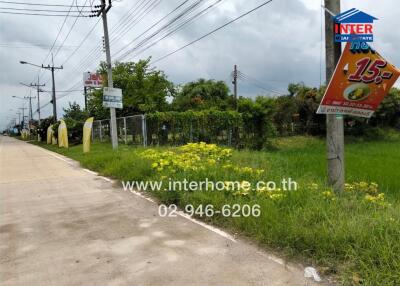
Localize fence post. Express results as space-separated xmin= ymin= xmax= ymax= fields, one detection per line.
xmin=99 ymin=120 xmax=103 ymax=142
xmin=189 ymin=121 xmax=193 ymax=142
xmin=123 ymin=117 xmax=127 ymax=144
xmin=142 ymin=114 xmax=147 ymax=147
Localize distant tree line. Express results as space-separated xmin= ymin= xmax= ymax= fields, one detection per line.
xmin=36 ymin=59 xmax=400 ymax=149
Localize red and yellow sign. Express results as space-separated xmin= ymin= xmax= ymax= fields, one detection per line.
xmin=317 ymin=42 xmax=400 ymax=118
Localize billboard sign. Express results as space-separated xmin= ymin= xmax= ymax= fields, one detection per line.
xmin=83 ymin=72 xmax=103 ymax=88
xmin=103 ymin=87 xmax=123 ymax=109
xmin=317 ymin=42 xmax=400 ymax=118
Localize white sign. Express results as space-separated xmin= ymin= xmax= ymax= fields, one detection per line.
xmin=83 ymin=72 xmax=103 ymax=88
xmin=103 ymin=87 xmax=123 ymax=109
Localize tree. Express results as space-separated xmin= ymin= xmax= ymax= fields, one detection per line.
xmin=238 ymin=96 xmax=276 ymax=149
xmin=172 ymin=79 xmax=234 ymax=111
xmin=98 ymin=58 xmax=174 ymax=115
xmin=62 ymin=102 xmax=88 ymax=144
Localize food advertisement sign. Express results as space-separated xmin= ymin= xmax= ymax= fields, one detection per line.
xmin=317 ymin=42 xmax=400 ymax=118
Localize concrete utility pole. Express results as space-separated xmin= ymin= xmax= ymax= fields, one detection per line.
xmin=324 ymin=0 xmax=344 ymax=192
xmin=19 ymin=107 xmax=27 ymax=128
xmin=16 ymin=112 xmax=21 ymax=125
xmin=30 ymin=76 xmax=45 ymax=125
xmin=25 ymin=93 xmax=36 ymax=124
xmin=46 ymin=54 xmax=63 ymax=122
xmin=98 ymin=0 xmax=118 ymax=149
xmin=84 ymin=86 xmax=88 ymax=111
xmin=19 ymin=58 xmax=62 ymax=122
xmin=232 ymin=65 xmax=238 ymax=111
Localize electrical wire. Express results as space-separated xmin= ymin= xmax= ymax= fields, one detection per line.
xmin=124 ymin=0 xmax=225 ymax=61
xmin=0 ymin=0 xmax=91 ymax=7
xmin=0 ymin=11 xmax=89 ymax=16
xmin=237 ymin=71 xmax=285 ymax=96
xmin=0 ymin=7 xmax=92 ymax=13
xmin=115 ymin=0 xmax=207 ymax=60
xmin=151 ymin=0 xmax=274 ymax=64
xmin=112 ymin=0 xmax=190 ymax=60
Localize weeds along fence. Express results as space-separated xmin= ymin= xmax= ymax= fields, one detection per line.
xmin=92 ymin=111 xmax=255 ymax=147
xmin=90 ymin=111 xmax=329 ymax=148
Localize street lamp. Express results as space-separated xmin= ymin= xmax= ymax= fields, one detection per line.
xmin=19 ymin=58 xmax=63 ymax=122
xmin=12 ymin=95 xmax=25 ymax=100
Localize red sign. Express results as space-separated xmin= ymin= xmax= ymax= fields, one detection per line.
xmin=317 ymin=42 xmax=400 ymax=118
xmin=83 ymin=72 xmax=103 ymax=88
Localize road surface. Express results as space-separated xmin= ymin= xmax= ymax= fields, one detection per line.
xmin=0 ymin=136 xmax=323 ymax=285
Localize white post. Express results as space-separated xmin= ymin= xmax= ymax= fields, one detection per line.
xmin=142 ymin=115 xmax=147 ymax=147
xmin=123 ymin=117 xmax=127 ymax=144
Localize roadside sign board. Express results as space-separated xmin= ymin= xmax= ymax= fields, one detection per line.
xmin=317 ymin=42 xmax=400 ymax=118
xmin=103 ymin=87 xmax=123 ymax=109
xmin=83 ymin=72 xmax=103 ymax=88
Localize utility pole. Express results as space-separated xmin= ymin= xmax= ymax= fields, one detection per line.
xmin=19 ymin=107 xmax=27 ymax=128
xmin=324 ymin=0 xmax=344 ymax=192
xmin=24 ymin=92 xmax=36 ymax=124
xmin=232 ymin=65 xmax=238 ymax=111
xmin=19 ymin=59 xmax=62 ymax=122
xmin=98 ymin=0 xmax=118 ymax=149
xmin=84 ymin=86 xmax=88 ymax=110
xmin=16 ymin=112 xmax=21 ymax=125
xmin=30 ymin=76 xmax=45 ymax=125
xmin=45 ymin=54 xmax=63 ymax=122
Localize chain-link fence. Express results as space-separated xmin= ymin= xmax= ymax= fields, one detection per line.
xmin=92 ymin=114 xmax=238 ymax=147
xmin=91 ymin=115 xmax=330 ymax=148
xmin=93 ymin=115 xmax=147 ymax=146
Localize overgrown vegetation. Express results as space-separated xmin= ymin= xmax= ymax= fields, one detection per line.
xmin=33 ymin=134 xmax=400 ymax=285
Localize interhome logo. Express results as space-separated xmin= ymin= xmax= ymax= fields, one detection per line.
xmin=334 ymin=8 xmax=378 ymax=43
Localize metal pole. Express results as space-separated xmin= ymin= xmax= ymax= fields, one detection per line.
xmin=233 ymin=65 xmax=238 ymax=111
xmin=100 ymin=0 xmax=118 ymax=149
xmin=142 ymin=114 xmax=147 ymax=147
xmin=324 ymin=0 xmax=344 ymax=193
xmin=123 ymin=116 xmax=127 ymax=144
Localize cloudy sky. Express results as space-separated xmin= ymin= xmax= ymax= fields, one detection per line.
xmin=0 ymin=0 xmax=398 ymax=130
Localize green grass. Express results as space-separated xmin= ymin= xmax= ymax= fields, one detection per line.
xmin=31 ymin=134 xmax=400 ymax=285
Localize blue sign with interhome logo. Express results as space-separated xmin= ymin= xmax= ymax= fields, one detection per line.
xmin=334 ymin=9 xmax=378 ymax=43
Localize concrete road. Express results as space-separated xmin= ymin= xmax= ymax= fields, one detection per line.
xmin=0 ymin=136 xmax=323 ymax=286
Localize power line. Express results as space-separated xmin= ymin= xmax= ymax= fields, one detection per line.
xmin=115 ymin=0 xmax=207 ymax=60
xmin=127 ymin=0 xmax=225 ymax=61
xmin=37 ymin=0 xmax=77 ymax=81
xmin=52 ymin=0 xmax=91 ymax=59
xmin=55 ymin=0 xmax=152 ymax=80
xmin=152 ymin=0 xmax=274 ymax=64
xmin=0 ymin=7 xmax=92 ymax=13
xmin=113 ymin=0 xmax=190 ymax=61
xmin=237 ymin=71 xmax=285 ymax=96
xmin=117 ymin=0 xmax=224 ymax=62
xmin=54 ymin=0 xmax=162 ymax=85
xmin=0 ymin=43 xmax=79 ymax=49
xmin=0 ymin=0 xmax=91 ymax=7
xmin=0 ymin=11 xmax=89 ymax=16
xmin=60 ymin=18 xmax=101 ymax=67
